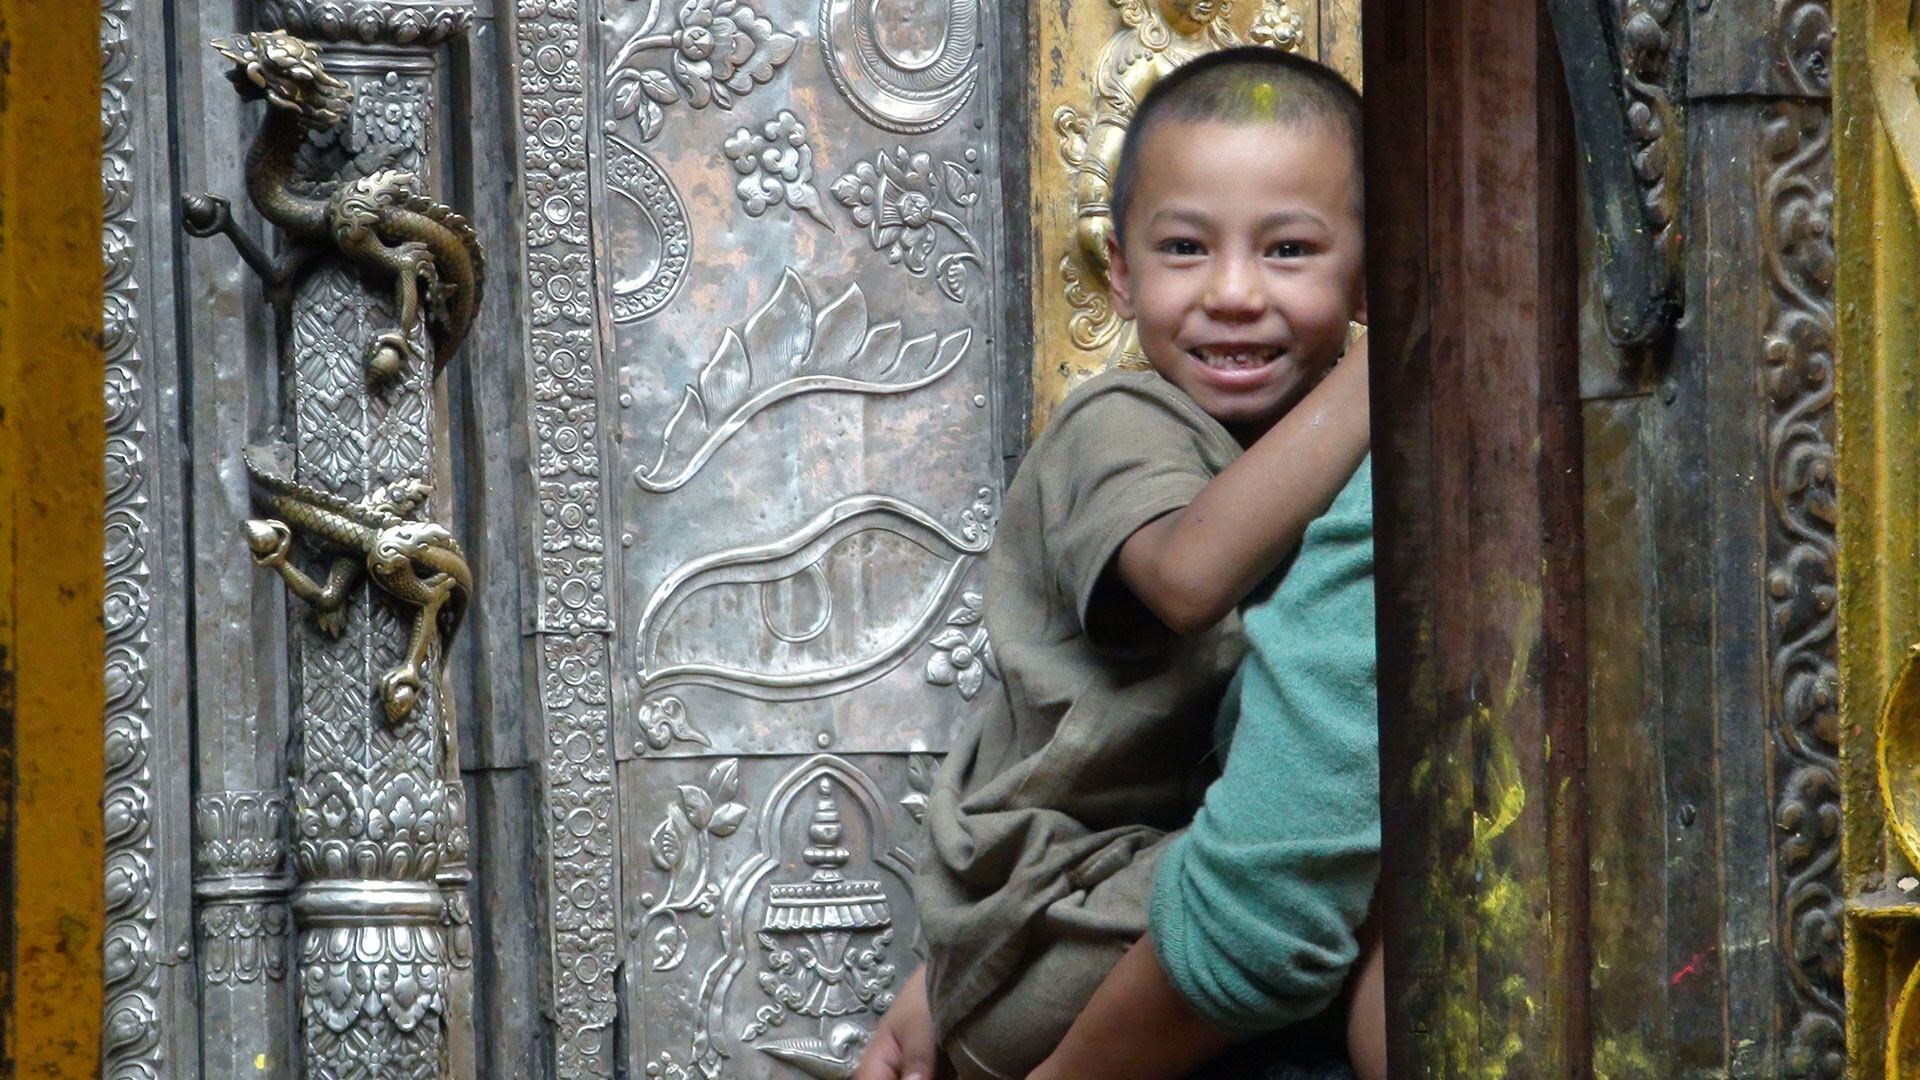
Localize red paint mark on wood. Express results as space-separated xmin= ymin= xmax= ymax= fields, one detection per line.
xmin=1669 ymin=953 xmax=1708 ymax=987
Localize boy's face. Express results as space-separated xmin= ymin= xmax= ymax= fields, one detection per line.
xmin=1108 ymin=119 xmax=1365 ymax=436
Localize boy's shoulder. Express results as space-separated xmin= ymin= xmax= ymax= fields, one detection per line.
xmin=1029 ymin=365 xmax=1234 ymax=464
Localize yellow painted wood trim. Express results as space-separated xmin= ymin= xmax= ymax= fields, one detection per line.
xmin=1837 ymin=0 xmax=1920 ymax=1074
xmin=0 ymin=0 xmax=107 ymax=1073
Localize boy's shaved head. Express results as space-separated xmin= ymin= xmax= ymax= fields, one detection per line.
xmin=1111 ymin=46 xmax=1363 ymax=248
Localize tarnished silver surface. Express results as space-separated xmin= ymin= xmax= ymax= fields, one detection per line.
xmin=130 ymin=0 xmax=1012 ymax=1074
xmin=174 ymin=11 xmax=477 ymax=1076
xmin=517 ymin=0 xmax=1010 ymax=1075
xmin=274 ymin=36 xmax=477 ymax=1078
xmin=103 ymin=0 xmax=200 ymax=1074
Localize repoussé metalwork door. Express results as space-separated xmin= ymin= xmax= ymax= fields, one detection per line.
xmin=99 ymin=2 xmax=1355 ymax=1077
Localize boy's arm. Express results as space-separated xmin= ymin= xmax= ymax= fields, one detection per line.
xmin=1115 ymin=340 xmax=1369 ymax=636
xmin=1026 ymin=935 xmax=1233 ymax=1080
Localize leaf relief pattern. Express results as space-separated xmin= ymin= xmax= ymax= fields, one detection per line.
xmin=634 ymin=268 xmax=972 ymax=493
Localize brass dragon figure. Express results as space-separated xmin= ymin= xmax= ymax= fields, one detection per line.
xmin=242 ymin=446 xmax=470 ymax=725
xmin=181 ymin=30 xmax=483 ymax=725
xmin=182 ymin=29 xmax=485 ymax=383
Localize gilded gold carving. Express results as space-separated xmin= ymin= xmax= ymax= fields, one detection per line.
xmin=1836 ymin=0 xmax=1918 ymax=1072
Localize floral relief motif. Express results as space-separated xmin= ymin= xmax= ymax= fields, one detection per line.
xmin=201 ymin=903 xmax=292 ymax=986
xmin=607 ymin=0 xmax=798 ymax=141
xmin=925 ymin=591 xmax=995 ymax=701
xmin=293 ymin=771 xmax=451 ymax=881
xmin=832 ymin=146 xmax=983 ymax=302
xmin=634 ymin=267 xmax=973 ymax=493
xmin=520 ymin=2 xmax=619 ymax=1069
xmin=642 ymin=759 xmax=749 ymax=974
xmin=724 ymin=111 xmax=832 ymax=227
xmin=902 ymin=753 xmax=938 ymax=826
xmin=543 ymin=632 xmax=611 ymax=710
xmin=195 ymin=791 xmax=290 ymax=878
xmin=539 ymin=480 xmax=604 ymax=555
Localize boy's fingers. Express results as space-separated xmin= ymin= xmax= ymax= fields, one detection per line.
xmin=851 ymin=1034 xmax=902 ymax=1080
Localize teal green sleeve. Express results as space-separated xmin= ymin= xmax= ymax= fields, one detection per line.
xmin=1149 ymin=462 xmax=1379 ymax=1034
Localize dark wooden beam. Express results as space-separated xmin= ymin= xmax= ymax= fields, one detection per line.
xmin=1363 ymin=1 xmax=1590 ymax=1073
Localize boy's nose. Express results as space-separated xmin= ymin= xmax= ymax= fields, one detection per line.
xmin=1203 ymin=256 xmax=1264 ymax=317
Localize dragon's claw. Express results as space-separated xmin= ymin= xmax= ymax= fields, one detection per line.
xmin=315 ymin=603 xmax=349 ymax=638
xmin=243 ymin=518 xmax=292 ymax=564
xmin=365 ymin=332 xmax=420 ymax=384
xmin=380 ymin=666 xmax=426 ymax=724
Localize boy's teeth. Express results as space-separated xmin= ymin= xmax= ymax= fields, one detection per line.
xmin=1193 ymin=348 xmax=1276 ymax=368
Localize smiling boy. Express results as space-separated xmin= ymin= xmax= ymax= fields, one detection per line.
xmin=854 ymin=48 xmax=1377 ymax=1080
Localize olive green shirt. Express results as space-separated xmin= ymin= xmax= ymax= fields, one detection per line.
xmin=917 ymin=367 xmax=1246 ymax=1038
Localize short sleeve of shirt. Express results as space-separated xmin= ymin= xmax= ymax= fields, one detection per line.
xmin=1039 ymin=374 xmax=1240 ymax=635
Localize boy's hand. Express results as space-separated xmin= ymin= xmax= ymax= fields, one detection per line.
xmin=854 ymin=964 xmax=939 ymax=1080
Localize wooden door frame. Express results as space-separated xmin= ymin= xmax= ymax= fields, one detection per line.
xmin=1363 ymin=2 xmax=1591 ymax=1073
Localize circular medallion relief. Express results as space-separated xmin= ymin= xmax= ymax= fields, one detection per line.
xmin=821 ymin=0 xmax=980 ymax=134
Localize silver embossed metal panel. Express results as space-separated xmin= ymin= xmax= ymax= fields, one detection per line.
xmin=517 ymin=0 xmax=1009 ymax=1075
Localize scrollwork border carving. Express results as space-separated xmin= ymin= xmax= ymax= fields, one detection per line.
xmin=1760 ymin=99 xmax=1843 ymax=1078
xmin=101 ymin=0 xmax=165 ymax=1073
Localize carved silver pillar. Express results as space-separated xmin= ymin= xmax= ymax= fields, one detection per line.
xmin=195 ymin=792 xmax=294 ymax=1001
xmin=268 ymin=10 xmax=475 ymax=1076
xmin=184 ymin=6 xmax=479 ymax=1077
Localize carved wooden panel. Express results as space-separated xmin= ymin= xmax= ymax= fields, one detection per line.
xmin=514 ymin=2 xmax=1012 ymax=1075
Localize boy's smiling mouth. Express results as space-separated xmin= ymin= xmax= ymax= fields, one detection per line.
xmin=1188 ymin=342 xmax=1286 ymax=370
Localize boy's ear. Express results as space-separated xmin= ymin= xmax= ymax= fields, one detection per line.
xmin=1106 ymin=235 xmax=1137 ymax=321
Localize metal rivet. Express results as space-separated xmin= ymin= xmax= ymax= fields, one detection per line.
xmin=622 ymin=533 xmax=636 ymax=548
xmin=619 ymin=392 xmax=633 ymax=407
xmin=816 ymin=731 xmax=833 ymax=748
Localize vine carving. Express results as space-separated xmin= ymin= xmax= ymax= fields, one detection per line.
xmin=1761 ymin=100 xmax=1842 ymax=1080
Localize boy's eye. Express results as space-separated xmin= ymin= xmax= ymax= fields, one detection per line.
xmin=1159 ymin=238 xmax=1205 ymax=257
xmin=1268 ymin=241 xmax=1310 ymax=259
